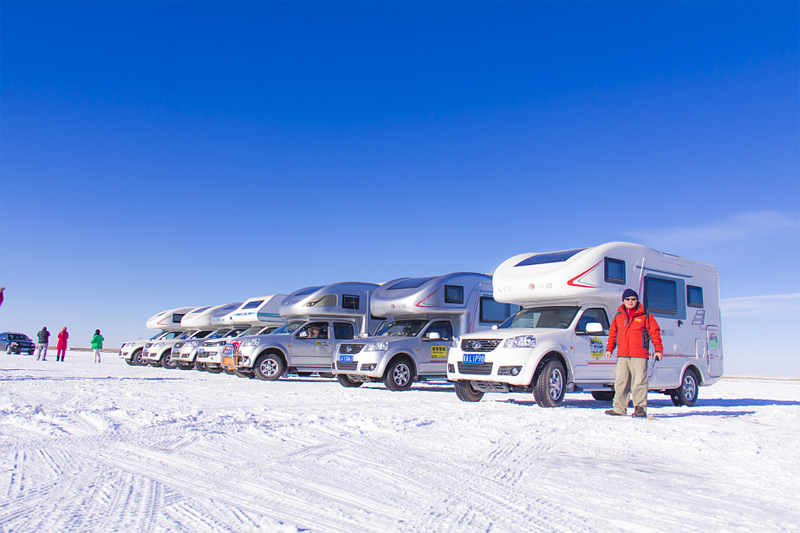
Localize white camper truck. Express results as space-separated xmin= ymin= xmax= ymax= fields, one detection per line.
xmin=172 ymin=302 xmax=244 ymax=370
xmin=196 ymin=295 xmax=287 ymax=373
xmin=332 ymin=273 xmax=517 ymax=391
xmin=141 ymin=305 xmax=217 ymax=368
xmin=225 ymin=282 xmax=382 ymax=380
xmin=447 ymin=242 xmax=723 ymax=407
xmin=118 ymin=307 xmax=196 ymax=366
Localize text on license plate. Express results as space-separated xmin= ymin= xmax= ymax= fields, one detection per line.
xmin=339 ymin=355 xmax=354 ymax=363
xmin=462 ymin=353 xmax=485 ymax=364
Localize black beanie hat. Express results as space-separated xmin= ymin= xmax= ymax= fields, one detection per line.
xmin=622 ymin=289 xmax=638 ymax=301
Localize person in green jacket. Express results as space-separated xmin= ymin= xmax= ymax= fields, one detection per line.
xmin=91 ymin=329 xmax=104 ymax=363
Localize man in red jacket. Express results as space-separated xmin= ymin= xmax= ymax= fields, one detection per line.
xmin=604 ymin=289 xmax=663 ymax=418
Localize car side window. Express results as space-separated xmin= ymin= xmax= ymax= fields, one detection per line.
xmin=297 ymin=322 xmax=329 ymax=339
xmin=333 ymin=322 xmax=355 ymax=340
xmin=576 ymin=308 xmax=610 ymax=335
xmin=424 ymin=321 xmax=453 ymax=341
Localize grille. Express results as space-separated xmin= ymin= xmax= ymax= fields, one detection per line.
xmin=338 ymin=344 xmax=365 ymax=355
xmin=460 ymin=339 xmax=502 ymax=352
xmin=457 ymin=362 xmax=494 ymax=375
xmin=337 ymin=362 xmax=358 ymax=371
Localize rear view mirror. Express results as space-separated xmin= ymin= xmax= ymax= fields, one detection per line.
xmin=491 ymin=325 xmax=498 ymax=330
xmin=585 ymin=322 xmax=604 ymax=334
xmin=360 ymin=333 xmax=369 ymax=338
xmin=426 ymin=332 xmax=441 ymax=341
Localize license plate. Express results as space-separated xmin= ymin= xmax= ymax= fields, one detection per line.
xmin=339 ymin=354 xmax=354 ymax=363
xmin=223 ymin=345 xmax=233 ymax=356
xmin=198 ymin=348 xmax=204 ymax=354
xmin=463 ymin=353 xmax=485 ymax=364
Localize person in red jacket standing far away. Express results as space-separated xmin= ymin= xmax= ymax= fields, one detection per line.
xmin=604 ymin=289 xmax=663 ymax=418
xmin=56 ymin=327 xmax=69 ymax=362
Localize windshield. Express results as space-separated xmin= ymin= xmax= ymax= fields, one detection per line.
xmin=225 ymin=329 xmax=246 ymax=338
xmin=9 ymin=334 xmax=30 ymax=341
xmin=242 ymin=326 xmax=263 ymax=336
xmin=178 ymin=331 xmax=194 ymax=340
xmin=376 ymin=319 xmax=428 ymax=337
xmin=207 ymin=328 xmax=232 ymax=339
xmin=498 ymin=306 xmax=580 ymax=330
xmin=191 ymin=330 xmax=213 ymax=339
xmin=269 ymin=320 xmax=305 ymax=335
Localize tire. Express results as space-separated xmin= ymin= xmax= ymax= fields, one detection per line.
xmin=318 ymin=372 xmax=334 ymax=379
xmin=253 ymin=353 xmax=284 ymax=381
xmin=149 ymin=360 xmax=162 ymax=368
xmin=195 ymin=362 xmax=207 ymax=372
xmin=297 ymin=372 xmax=313 ymax=377
xmin=206 ymin=364 xmax=223 ymax=374
xmin=160 ymin=351 xmax=178 ymax=370
xmin=132 ymin=348 xmax=145 ymax=366
xmin=337 ymin=374 xmax=364 ymax=388
xmin=673 ymin=368 xmax=700 ymax=407
xmin=533 ymin=358 xmax=566 ymax=407
xmin=177 ymin=361 xmax=195 ymax=370
xmin=125 ymin=358 xmax=137 ymax=366
xmin=454 ymin=380 xmax=484 ymax=402
xmin=222 ymin=366 xmax=235 ymax=375
xmin=383 ymin=357 xmax=414 ymax=391
xmin=591 ymin=390 xmax=615 ymax=402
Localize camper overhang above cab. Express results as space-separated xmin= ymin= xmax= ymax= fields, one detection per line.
xmin=229 ymin=294 xmax=287 ymax=326
xmin=145 ymin=306 xmax=198 ymax=331
xmin=181 ymin=302 xmax=242 ymax=329
xmin=279 ymin=282 xmax=380 ymax=319
xmin=370 ymin=273 xmax=494 ymax=319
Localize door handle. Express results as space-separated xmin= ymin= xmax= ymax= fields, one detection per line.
xmin=322 ymin=342 xmax=330 ymax=346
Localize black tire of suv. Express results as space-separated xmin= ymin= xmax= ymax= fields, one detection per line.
xmin=132 ymin=349 xmax=145 ymax=366
xmin=673 ymin=368 xmax=700 ymax=407
xmin=533 ymin=358 xmax=566 ymax=408
xmin=383 ymin=357 xmax=414 ymax=391
xmin=206 ymin=364 xmax=223 ymax=374
xmin=254 ymin=353 xmax=284 ymax=381
xmin=337 ymin=374 xmax=364 ymax=388
xmin=454 ymin=380 xmax=484 ymax=402
xmin=176 ymin=361 xmax=195 ymax=370
xmin=160 ymin=352 xmax=178 ymax=370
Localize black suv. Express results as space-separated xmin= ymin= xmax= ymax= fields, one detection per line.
xmin=0 ymin=332 xmax=36 ymax=355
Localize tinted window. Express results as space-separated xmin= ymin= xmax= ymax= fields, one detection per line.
xmin=444 ymin=285 xmax=464 ymax=304
xmin=242 ymin=300 xmax=263 ymax=310
xmin=687 ymin=286 xmax=704 ymax=308
xmin=576 ymin=308 xmax=610 ymax=335
xmin=499 ymin=306 xmax=580 ymax=329
xmin=645 ymin=277 xmax=678 ymax=315
xmin=190 ymin=307 xmax=211 ymax=314
xmin=604 ymin=258 xmax=625 ymax=284
xmin=515 ymin=249 xmax=586 ymax=267
xmin=296 ymin=322 xmax=328 ymax=339
xmin=342 ymin=294 xmax=360 ymax=310
xmin=388 ymin=277 xmax=435 ymax=290
xmin=480 ymin=297 xmax=514 ymax=323
xmin=333 ymin=322 xmax=355 ymax=339
xmin=424 ymin=321 xmax=453 ymax=340
xmin=294 ymin=286 xmax=323 ymax=296
xmin=376 ymin=319 xmax=427 ymax=337
xmin=172 ymin=314 xmax=185 ymax=324
xmin=306 ymin=294 xmax=336 ymax=307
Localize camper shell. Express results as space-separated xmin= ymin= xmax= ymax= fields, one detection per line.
xmin=172 ymin=302 xmax=246 ymax=369
xmin=141 ymin=305 xmax=219 ymax=368
xmin=225 ymin=282 xmax=382 ymax=380
xmin=332 ymin=273 xmax=517 ymax=391
xmin=447 ymin=242 xmax=723 ymax=407
xmin=196 ymin=295 xmax=287 ymax=372
xmin=118 ymin=306 xmax=196 ymax=366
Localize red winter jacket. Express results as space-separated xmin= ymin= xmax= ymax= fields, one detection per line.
xmin=607 ymin=303 xmax=663 ymax=359
xmin=57 ymin=330 xmax=69 ymax=349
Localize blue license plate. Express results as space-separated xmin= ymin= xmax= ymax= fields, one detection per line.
xmin=339 ymin=354 xmax=354 ymax=363
xmin=223 ymin=345 xmax=233 ymax=356
xmin=463 ymin=353 xmax=485 ymax=364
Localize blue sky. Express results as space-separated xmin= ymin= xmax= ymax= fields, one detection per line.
xmin=1 ymin=2 xmax=798 ymax=376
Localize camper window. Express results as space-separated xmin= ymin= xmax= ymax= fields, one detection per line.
xmin=377 ymin=319 xmax=427 ymax=337
xmin=444 ymin=285 xmax=464 ymax=304
xmin=333 ymin=322 xmax=355 ymax=340
xmin=242 ymin=300 xmax=263 ymax=310
xmin=499 ymin=306 xmax=580 ymax=330
xmin=306 ymin=294 xmax=337 ymax=307
xmin=645 ymin=277 xmax=678 ymax=315
xmin=295 ymin=286 xmax=323 ymax=297
xmin=479 ymin=297 xmax=514 ymax=324
xmin=514 ymin=249 xmax=586 ymax=267
xmin=423 ymin=321 xmax=453 ymax=341
xmin=687 ymin=286 xmax=704 ymax=308
xmin=604 ymin=258 xmax=626 ymax=284
xmin=342 ymin=295 xmax=360 ymax=310
xmin=172 ymin=314 xmax=186 ymax=324
xmin=576 ymin=308 xmax=610 ymax=335
xmin=388 ymin=277 xmax=436 ymax=290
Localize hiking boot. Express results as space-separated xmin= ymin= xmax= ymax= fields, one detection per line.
xmin=605 ymin=409 xmax=625 ymax=416
xmin=632 ymin=406 xmax=647 ymax=418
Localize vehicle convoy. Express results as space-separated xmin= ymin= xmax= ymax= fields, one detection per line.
xmin=224 ymin=282 xmax=382 ymax=380
xmin=141 ymin=305 xmax=218 ymax=368
xmin=119 ymin=307 xmax=196 ymax=366
xmin=332 ymin=273 xmax=517 ymax=391
xmin=196 ymin=295 xmax=287 ymax=373
xmin=0 ymin=332 xmax=35 ymax=355
xmin=171 ymin=302 xmax=244 ymax=370
xmin=447 ymin=242 xmax=723 ymax=407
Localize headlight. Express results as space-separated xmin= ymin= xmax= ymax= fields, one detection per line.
xmin=152 ymin=342 xmax=164 ymax=348
xmin=364 ymin=341 xmax=388 ymax=351
xmin=503 ymin=335 xmax=536 ymax=349
xmin=240 ymin=338 xmax=260 ymax=347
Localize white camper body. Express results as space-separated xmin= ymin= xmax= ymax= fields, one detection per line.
xmin=118 ymin=306 xmax=196 ymax=366
xmin=223 ymin=295 xmax=287 ymax=326
xmin=225 ymin=282 xmax=382 ymax=380
xmin=172 ymin=302 xmax=245 ymax=368
xmin=332 ymin=273 xmax=517 ymax=391
xmin=447 ymin=242 xmax=723 ymax=407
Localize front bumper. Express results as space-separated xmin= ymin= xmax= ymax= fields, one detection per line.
xmin=446 ymin=346 xmax=537 ymax=387
xmin=333 ymin=348 xmax=385 ymax=378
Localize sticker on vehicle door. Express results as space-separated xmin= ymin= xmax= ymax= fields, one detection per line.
xmin=431 ymin=346 xmax=447 ymax=358
xmin=590 ymin=337 xmax=604 ymax=360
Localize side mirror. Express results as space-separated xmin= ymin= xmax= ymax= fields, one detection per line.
xmin=426 ymin=331 xmax=441 ymax=341
xmin=360 ymin=333 xmax=369 ymax=338
xmin=585 ymin=322 xmax=604 ymax=334
xmin=298 ymin=331 xmax=309 ymax=338
xmin=491 ymin=325 xmax=498 ymax=330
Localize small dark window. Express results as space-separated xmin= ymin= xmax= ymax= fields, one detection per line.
xmin=242 ymin=300 xmax=263 ymax=310
xmin=515 ymin=248 xmax=586 ymax=267
xmin=295 ymin=286 xmax=323 ymax=296
xmin=388 ymin=277 xmax=436 ymax=290
xmin=604 ymin=258 xmax=625 ymax=285
xmin=342 ymin=294 xmax=359 ymax=310
xmin=172 ymin=314 xmax=185 ymax=324
xmin=444 ymin=285 xmax=464 ymax=304
xmin=424 ymin=321 xmax=453 ymax=340
xmin=687 ymin=286 xmax=704 ymax=308
xmin=645 ymin=277 xmax=678 ymax=315
xmin=480 ymin=297 xmax=514 ymax=323
xmin=333 ymin=322 xmax=355 ymax=339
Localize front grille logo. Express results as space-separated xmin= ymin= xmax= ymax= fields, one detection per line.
xmin=344 ymin=345 xmax=352 ymax=353
xmin=470 ymin=341 xmax=482 ymax=350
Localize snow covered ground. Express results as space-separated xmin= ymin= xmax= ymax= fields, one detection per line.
xmin=1 ymin=350 xmax=798 ymax=533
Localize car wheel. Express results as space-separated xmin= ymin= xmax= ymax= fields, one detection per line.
xmin=591 ymin=390 xmax=615 ymax=402
xmin=176 ymin=361 xmax=195 ymax=370
xmin=318 ymin=372 xmax=334 ymax=378
xmin=206 ymin=364 xmax=223 ymax=374
xmin=533 ymin=358 xmax=566 ymax=407
xmin=337 ymin=374 xmax=364 ymax=388
xmin=234 ymin=369 xmax=254 ymax=379
xmin=297 ymin=371 xmax=313 ymax=377
xmin=125 ymin=358 xmax=137 ymax=366
xmin=454 ymin=380 xmax=484 ymax=402
xmin=222 ymin=366 xmax=235 ymax=375
xmin=383 ymin=357 xmax=413 ymax=391
xmin=160 ymin=352 xmax=178 ymax=370
xmin=674 ymin=368 xmax=699 ymax=407
xmin=132 ymin=349 xmax=145 ymax=366
xmin=195 ymin=362 xmax=207 ymax=372
xmin=254 ymin=353 xmax=284 ymax=381
xmin=149 ymin=359 xmax=161 ymax=368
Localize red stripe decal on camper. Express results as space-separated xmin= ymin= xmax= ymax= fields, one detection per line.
xmin=566 ymin=260 xmax=603 ymax=288
xmin=415 ymin=287 xmax=442 ymax=308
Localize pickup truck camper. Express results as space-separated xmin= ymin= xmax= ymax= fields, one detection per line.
xmin=333 ymin=273 xmax=517 ymax=391
xmin=447 ymin=242 xmax=723 ymax=407
xmin=196 ymin=295 xmax=287 ymax=373
xmin=142 ymin=305 xmax=217 ymax=368
xmin=224 ymin=282 xmax=382 ymax=380
xmin=172 ymin=302 xmax=244 ymax=370
xmin=118 ymin=306 xmax=196 ymax=366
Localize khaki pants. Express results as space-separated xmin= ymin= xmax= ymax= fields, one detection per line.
xmin=612 ymin=356 xmax=649 ymax=414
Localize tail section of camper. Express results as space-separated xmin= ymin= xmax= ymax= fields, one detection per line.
xmin=447 ymin=242 xmax=723 ymax=407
